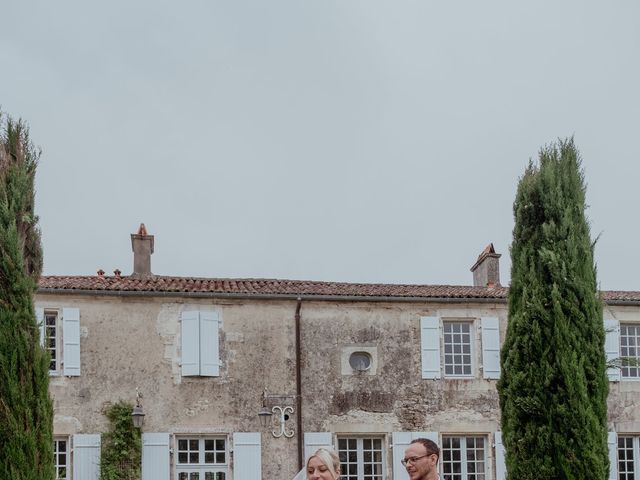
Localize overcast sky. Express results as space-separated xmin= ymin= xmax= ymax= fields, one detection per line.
xmin=2 ymin=1 xmax=639 ymax=290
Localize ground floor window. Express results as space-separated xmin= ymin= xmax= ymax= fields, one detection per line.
xmin=176 ymin=436 xmax=227 ymax=480
xmin=441 ymin=435 xmax=486 ymax=480
xmin=618 ymin=435 xmax=640 ymax=480
xmin=54 ymin=437 xmax=70 ymax=479
xmin=337 ymin=436 xmax=385 ymax=480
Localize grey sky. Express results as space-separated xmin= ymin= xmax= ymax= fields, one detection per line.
xmin=2 ymin=1 xmax=639 ymax=290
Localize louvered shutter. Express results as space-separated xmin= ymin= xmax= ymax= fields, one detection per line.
xmin=233 ymin=432 xmax=261 ymax=480
xmin=421 ymin=317 xmax=441 ymax=379
xmin=142 ymin=433 xmax=170 ymax=480
xmin=608 ymin=432 xmax=618 ymax=480
xmin=304 ymin=432 xmax=333 ymax=461
xmin=392 ymin=432 xmax=438 ymax=480
xmin=494 ymin=432 xmax=506 ymax=480
xmin=36 ymin=308 xmax=45 ymax=348
xmin=604 ymin=318 xmax=621 ymax=381
xmin=481 ymin=317 xmax=501 ymax=379
xmin=181 ymin=310 xmax=200 ymax=376
xmin=73 ymin=434 xmax=101 ymax=480
xmin=63 ymin=307 xmax=81 ymax=376
xmin=200 ymin=310 xmax=220 ymax=376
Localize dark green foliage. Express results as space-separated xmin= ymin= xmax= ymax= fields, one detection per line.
xmin=0 ymin=112 xmax=53 ymax=479
xmin=100 ymin=402 xmax=141 ymax=480
xmin=497 ymin=138 xmax=609 ymax=480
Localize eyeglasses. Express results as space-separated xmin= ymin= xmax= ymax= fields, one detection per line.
xmin=401 ymin=453 xmax=433 ymax=466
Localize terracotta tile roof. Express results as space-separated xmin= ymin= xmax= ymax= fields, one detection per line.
xmin=38 ymin=275 xmax=508 ymax=299
xmin=37 ymin=275 xmax=640 ymax=303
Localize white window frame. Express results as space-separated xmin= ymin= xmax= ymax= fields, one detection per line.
xmin=54 ymin=436 xmax=71 ymax=480
xmin=619 ymin=324 xmax=640 ymax=380
xmin=441 ymin=435 xmax=488 ymax=480
xmin=175 ymin=436 xmax=228 ymax=480
xmin=45 ymin=310 xmax=61 ymax=374
xmin=442 ymin=320 xmax=475 ymax=378
xmin=337 ymin=436 xmax=386 ymax=480
xmin=618 ymin=435 xmax=640 ymax=480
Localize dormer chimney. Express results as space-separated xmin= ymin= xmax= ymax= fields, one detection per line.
xmin=130 ymin=223 xmax=154 ymax=278
xmin=470 ymin=243 xmax=501 ymax=288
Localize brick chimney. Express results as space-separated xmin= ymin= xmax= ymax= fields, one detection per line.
xmin=470 ymin=243 xmax=501 ymax=288
xmin=130 ymin=223 xmax=154 ymax=278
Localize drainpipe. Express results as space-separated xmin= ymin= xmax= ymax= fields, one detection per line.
xmin=295 ymin=297 xmax=303 ymax=470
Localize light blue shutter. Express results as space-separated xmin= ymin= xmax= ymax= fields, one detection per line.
xmin=200 ymin=310 xmax=220 ymax=376
xmin=233 ymin=432 xmax=261 ymax=480
xmin=495 ymin=432 xmax=506 ymax=480
xmin=605 ymin=318 xmax=621 ymax=381
xmin=63 ymin=307 xmax=81 ymax=376
xmin=36 ymin=308 xmax=45 ymax=347
xmin=481 ymin=317 xmax=501 ymax=379
xmin=421 ymin=317 xmax=441 ymax=379
xmin=392 ymin=432 xmax=438 ymax=480
xmin=304 ymin=432 xmax=333 ymax=461
xmin=142 ymin=433 xmax=170 ymax=480
xmin=73 ymin=434 xmax=101 ymax=480
xmin=608 ymin=432 xmax=618 ymax=480
xmin=181 ymin=310 xmax=200 ymax=376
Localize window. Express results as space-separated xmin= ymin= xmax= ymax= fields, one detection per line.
xmin=441 ymin=436 xmax=486 ymax=480
xmin=181 ymin=310 xmax=221 ymax=377
xmin=420 ymin=316 xmax=499 ymax=380
xmin=618 ymin=436 xmax=640 ymax=480
xmin=338 ymin=437 xmax=385 ymax=480
xmin=45 ymin=311 xmax=60 ymax=372
xmin=349 ymin=352 xmax=372 ymax=372
xmin=37 ymin=307 xmax=81 ymax=376
xmin=620 ymin=324 xmax=640 ymax=378
xmin=176 ymin=437 xmax=227 ymax=480
xmin=54 ymin=437 xmax=70 ymax=479
xmin=443 ymin=321 xmax=473 ymax=377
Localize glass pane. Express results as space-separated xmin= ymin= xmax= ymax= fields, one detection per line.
xmin=205 ymin=452 xmax=214 ymax=463
xmin=178 ymin=452 xmax=188 ymax=463
xmin=178 ymin=439 xmax=188 ymax=450
xmin=216 ymin=473 xmax=226 ymax=480
xmin=205 ymin=439 xmax=214 ymax=450
xmin=190 ymin=473 xmax=200 ymax=480
xmin=216 ymin=452 xmax=225 ymax=463
xmin=215 ymin=439 xmax=225 ymax=450
xmin=179 ymin=474 xmax=188 ymax=480
xmin=190 ymin=452 xmax=199 ymax=463
xmin=190 ymin=439 xmax=199 ymax=450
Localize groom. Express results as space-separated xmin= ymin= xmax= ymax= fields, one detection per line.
xmin=402 ymin=438 xmax=440 ymax=480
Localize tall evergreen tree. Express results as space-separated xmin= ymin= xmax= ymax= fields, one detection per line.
xmin=0 ymin=112 xmax=53 ymax=479
xmin=497 ymin=138 xmax=609 ymax=480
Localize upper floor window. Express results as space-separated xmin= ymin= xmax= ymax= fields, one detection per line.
xmin=37 ymin=307 xmax=81 ymax=377
xmin=441 ymin=435 xmax=487 ymax=480
xmin=176 ymin=436 xmax=227 ymax=480
xmin=420 ymin=316 xmax=500 ymax=380
xmin=443 ymin=321 xmax=473 ymax=376
xmin=338 ymin=437 xmax=385 ymax=480
xmin=181 ymin=310 xmax=221 ymax=377
xmin=620 ymin=324 xmax=640 ymax=378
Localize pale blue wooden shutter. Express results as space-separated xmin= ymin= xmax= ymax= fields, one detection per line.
xmin=608 ymin=431 xmax=618 ymax=480
xmin=142 ymin=433 xmax=170 ymax=480
xmin=63 ymin=307 xmax=81 ymax=376
xmin=421 ymin=317 xmax=441 ymax=379
xmin=36 ymin=308 xmax=44 ymax=347
xmin=73 ymin=434 xmax=101 ymax=480
xmin=481 ymin=317 xmax=501 ymax=379
xmin=605 ymin=318 xmax=621 ymax=381
xmin=304 ymin=432 xmax=333 ymax=461
xmin=392 ymin=432 xmax=438 ymax=480
xmin=494 ymin=432 xmax=506 ymax=480
xmin=200 ymin=310 xmax=220 ymax=376
xmin=233 ymin=432 xmax=261 ymax=480
xmin=181 ymin=310 xmax=200 ymax=376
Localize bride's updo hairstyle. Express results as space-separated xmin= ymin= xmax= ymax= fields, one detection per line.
xmin=307 ymin=448 xmax=341 ymax=479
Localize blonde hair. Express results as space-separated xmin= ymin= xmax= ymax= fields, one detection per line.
xmin=307 ymin=448 xmax=341 ymax=479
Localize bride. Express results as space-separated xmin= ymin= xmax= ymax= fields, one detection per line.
xmin=292 ymin=448 xmax=341 ymax=480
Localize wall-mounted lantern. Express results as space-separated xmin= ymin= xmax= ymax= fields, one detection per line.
xmin=258 ymin=389 xmax=295 ymax=438
xmin=131 ymin=388 xmax=145 ymax=429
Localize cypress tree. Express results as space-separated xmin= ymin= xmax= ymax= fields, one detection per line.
xmin=0 ymin=113 xmax=53 ymax=479
xmin=497 ymin=138 xmax=609 ymax=480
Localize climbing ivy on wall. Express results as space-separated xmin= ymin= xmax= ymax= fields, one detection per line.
xmin=100 ymin=402 xmax=141 ymax=480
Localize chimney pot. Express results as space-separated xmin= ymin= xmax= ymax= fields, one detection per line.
xmin=130 ymin=223 xmax=154 ymax=278
xmin=97 ymin=269 xmax=105 ymax=277
xmin=114 ymin=269 xmax=121 ymax=277
xmin=470 ymin=243 xmax=501 ymax=287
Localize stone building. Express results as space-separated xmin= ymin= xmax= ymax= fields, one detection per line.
xmin=37 ymin=226 xmax=640 ymax=480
